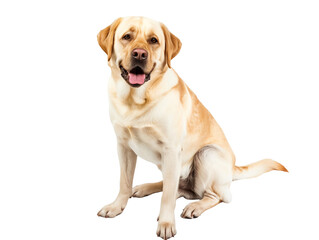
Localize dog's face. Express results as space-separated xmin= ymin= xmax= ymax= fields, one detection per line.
xmin=98 ymin=17 xmax=181 ymax=88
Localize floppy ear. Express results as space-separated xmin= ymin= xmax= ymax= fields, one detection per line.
xmin=161 ymin=24 xmax=182 ymax=68
xmin=97 ymin=18 xmax=122 ymax=61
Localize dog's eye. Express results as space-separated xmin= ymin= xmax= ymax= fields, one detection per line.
xmin=122 ymin=34 xmax=131 ymax=40
xmin=150 ymin=37 xmax=158 ymax=44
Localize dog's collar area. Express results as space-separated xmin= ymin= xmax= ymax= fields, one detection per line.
xmin=119 ymin=64 xmax=155 ymax=88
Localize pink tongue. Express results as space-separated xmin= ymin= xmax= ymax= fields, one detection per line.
xmin=129 ymin=73 xmax=145 ymax=85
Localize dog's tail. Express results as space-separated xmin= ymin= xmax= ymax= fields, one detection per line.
xmin=232 ymin=159 xmax=288 ymax=181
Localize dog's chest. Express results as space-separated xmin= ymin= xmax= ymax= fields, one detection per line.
xmin=115 ymin=123 xmax=163 ymax=165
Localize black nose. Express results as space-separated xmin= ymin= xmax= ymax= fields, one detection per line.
xmin=132 ymin=48 xmax=148 ymax=61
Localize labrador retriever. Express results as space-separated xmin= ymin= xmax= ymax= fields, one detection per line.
xmin=97 ymin=16 xmax=287 ymax=239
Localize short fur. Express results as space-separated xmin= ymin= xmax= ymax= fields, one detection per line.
xmin=97 ymin=16 xmax=288 ymax=239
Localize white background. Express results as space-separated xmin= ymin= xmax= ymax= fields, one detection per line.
xmin=1 ymin=0 xmax=318 ymax=239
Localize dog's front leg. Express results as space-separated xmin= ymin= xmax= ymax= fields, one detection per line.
xmin=157 ymin=149 xmax=181 ymax=239
xmin=97 ymin=143 xmax=137 ymax=218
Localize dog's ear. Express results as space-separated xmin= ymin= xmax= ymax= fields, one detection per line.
xmin=97 ymin=18 xmax=122 ymax=61
xmin=161 ymin=24 xmax=182 ymax=68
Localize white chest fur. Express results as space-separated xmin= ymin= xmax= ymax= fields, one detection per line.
xmin=127 ymin=125 xmax=163 ymax=165
xmin=108 ymin=68 xmax=191 ymax=171
xmin=109 ymin=92 xmax=168 ymax=167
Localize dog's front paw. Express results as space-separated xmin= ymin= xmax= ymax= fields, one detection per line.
xmin=156 ymin=221 xmax=176 ymax=239
xmin=97 ymin=203 xmax=125 ymax=218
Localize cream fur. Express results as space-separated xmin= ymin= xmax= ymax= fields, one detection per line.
xmin=97 ymin=16 xmax=288 ymax=240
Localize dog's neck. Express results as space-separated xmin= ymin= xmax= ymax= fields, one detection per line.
xmin=108 ymin=67 xmax=179 ymax=106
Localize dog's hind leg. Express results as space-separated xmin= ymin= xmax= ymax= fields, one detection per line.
xmin=181 ymin=193 xmax=220 ymax=218
xmin=132 ymin=181 xmax=163 ymax=198
xmin=132 ymin=181 xmax=202 ymax=200
xmin=181 ymin=144 xmax=233 ymax=219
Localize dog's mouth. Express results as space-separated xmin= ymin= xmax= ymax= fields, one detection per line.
xmin=120 ymin=64 xmax=155 ymax=88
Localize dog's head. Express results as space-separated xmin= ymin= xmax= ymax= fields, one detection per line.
xmin=98 ymin=17 xmax=181 ymax=88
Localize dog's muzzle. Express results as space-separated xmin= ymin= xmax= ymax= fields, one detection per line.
xmin=120 ymin=63 xmax=156 ymax=88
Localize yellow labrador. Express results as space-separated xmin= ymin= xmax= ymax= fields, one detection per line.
xmin=97 ymin=16 xmax=287 ymax=239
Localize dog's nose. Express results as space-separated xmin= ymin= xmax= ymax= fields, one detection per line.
xmin=132 ymin=48 xmax=148 ymax=61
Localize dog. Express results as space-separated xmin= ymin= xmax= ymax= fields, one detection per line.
xmin=97 ymin=16 xmax=288 ymax=239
